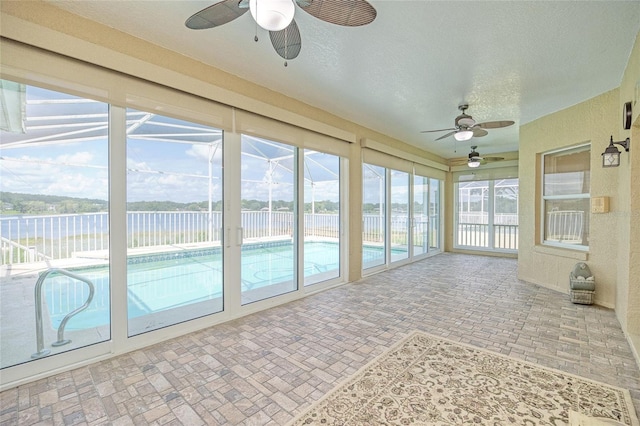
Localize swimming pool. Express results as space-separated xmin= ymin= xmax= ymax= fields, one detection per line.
xmin=44 ymin=241 xmax=355 ymax=330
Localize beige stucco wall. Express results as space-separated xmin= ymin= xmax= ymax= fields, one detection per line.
xmin=618 ymin=30 xmax=640 ymax=352
xmin=519 ymin=90 xmax=620 ymax=308
xmin=519 ymin=29 xmax=640 ymax=360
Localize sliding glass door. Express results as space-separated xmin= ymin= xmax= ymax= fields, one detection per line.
xmin=362 ymin=163 xmax=386 ymax=270
xmin=303 ymin=150 xmax=341 ymax=286
xmin=390 ymin=170 xmax=409 ymax=263
xmin=0 ymin=81 xmax=111 ymax=368
xmin=126 ymin=108 xmax=224 ymax=336
xmin=240 ymin=136 xmax=297 ymax=304
xmin=413 ymin=175 xmax=430 ymax=256
xmin=363 ymin=163 xmax=442 ymax=273
xmin=429 ymin=178 xmax=441 ymax=251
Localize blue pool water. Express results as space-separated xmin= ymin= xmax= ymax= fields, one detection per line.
xmin=45 ymin=241 xmax=371 ymax=330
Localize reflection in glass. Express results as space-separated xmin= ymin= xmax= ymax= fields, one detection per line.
xmin=126 ymin=108 xmax=223 ymax=335
xmin=544 ymin=148 xmax=590 ymax=196
xmin=1 ymin=81 xmax=110 ymax=367
xmin=545 ymin=198 xmax=589 ymax=246
xmin=304 ymin=151 xmax=340 ymax=286
xmin=362 ymin=164 xmax=386 ymax=269
xmin=543 ymin=146 xmax=590 ymax=248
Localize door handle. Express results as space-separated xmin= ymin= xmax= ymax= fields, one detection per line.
xmin=237 ymin=226 xmax=243 ymax=246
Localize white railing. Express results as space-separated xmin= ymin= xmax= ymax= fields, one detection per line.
xmin=242 ymin=211 xmax=293 ymax=240
xmin=1 ymin=211 xmax=346 ymax=265
xmin=456 ymin=223 xmax=518 ymax=250
xmin=1 ymin=210 xmax=451 ymax=265
xmin=304 ymin=213 xmax=340 ymax=238
xmin=457 ymin=213 xmax=518 ymax=225
xmin=128 ymin=211 xmax=222 ymax=248
xmin=362 ymin=214 xmax=439 ymax=246
xmin=546 ymin=210 xmax=583 ymax=244
xmin=1 ymin=213 xmax=109 ymax=264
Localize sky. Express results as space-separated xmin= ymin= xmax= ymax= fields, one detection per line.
xmin=0 ymin=82 xmax=342 ymax=204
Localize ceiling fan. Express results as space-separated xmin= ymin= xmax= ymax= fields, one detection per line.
xmin=452 ymin=146 xmax=505 ymax=168
xmin=421 ymin=104 xmax=515 ymax=142
xmin=185 ymin=0 xmax=377 ymax=65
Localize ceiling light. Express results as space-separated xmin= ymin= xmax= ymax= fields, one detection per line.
xmin=249 ymin=0 xmax=295 ymax=32
xmin=454 ymin=129 xmax=473 ymax=141
xmin=468 ymin=158 xmax=481 ymax=168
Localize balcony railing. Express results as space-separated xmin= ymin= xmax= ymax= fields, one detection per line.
xmin=1 ymin=211 xmax=444 ymax=265
xmin=546 ymin=210 xmax=584 ymax=244
xmin=1 ymin=211 xmax=347 ymax=265
xmin=456 ymin=223 xmax=519 ymax=251
xmin=361 ymin=214 xmax=440 ymax=246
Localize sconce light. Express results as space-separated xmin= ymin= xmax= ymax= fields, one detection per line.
xmin=601 ymin=135 xmax=630 ymax=168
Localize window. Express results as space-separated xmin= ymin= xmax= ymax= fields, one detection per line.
xmin=455 ymin=179 xmax=519 ymax=251
xmin=542 ymin=145 xmax=590 ymax=249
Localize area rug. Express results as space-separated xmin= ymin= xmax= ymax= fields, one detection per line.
xmin=288 ymin=331 xmax=639 ymax=425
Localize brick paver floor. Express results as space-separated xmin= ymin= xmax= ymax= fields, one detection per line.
xmin=1 ymin=253 xmax=638 ymax=425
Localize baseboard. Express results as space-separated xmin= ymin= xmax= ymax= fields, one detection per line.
xmin=625 ymin=331 xmax=640 ymax=371
xmin=517 ymin=275 xmax=615 ymax=309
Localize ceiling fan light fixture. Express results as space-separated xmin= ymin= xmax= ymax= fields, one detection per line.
xmin=249 ymin=0 xmax=295 ymax=31
xmin=468 ymin=158 xmax=481 ymax=168
xmin=454 ymin=129 xmax=473 ymax=141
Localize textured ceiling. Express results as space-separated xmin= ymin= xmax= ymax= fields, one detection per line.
xmin=46 ymin=0 xmax=640 ymax=159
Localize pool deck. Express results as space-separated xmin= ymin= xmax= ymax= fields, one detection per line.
xmin=0 ymin=236 xmax=331 ymax=369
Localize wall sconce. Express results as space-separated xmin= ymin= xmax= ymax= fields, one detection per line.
xmin=601 ymin=135 xmax=630 ymax=167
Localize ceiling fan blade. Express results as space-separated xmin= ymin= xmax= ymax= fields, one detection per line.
xmin=297 ymin=0 xmax=377 ymax=26
xmin=185 ymin=0 xmax=248 ymax=30
xmin=475 ymin=120 xmax=515 ymax=129
xmin=483 ymin=156 xmax=505 ymax=163
xmin=448 ymin=158 xmax=469 ymax=167
xmin=472 ymin=128 xmax=488 ymax=137
xmin=435 ymin=131 xmax=457 ymax=141
xmin=270 ymin=19 xmax=302 ymax=60
xmin=420 ymin=128 xmax=456 ymax=133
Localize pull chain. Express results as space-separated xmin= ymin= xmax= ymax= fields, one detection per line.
xmin=254 ymin=0 xmax=258 ymax=42
xmin=284 ymin=27 xmax=288 ymax=67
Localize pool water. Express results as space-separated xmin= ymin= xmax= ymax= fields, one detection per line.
xmin=45 ymin=241 xmax=351 ymax=330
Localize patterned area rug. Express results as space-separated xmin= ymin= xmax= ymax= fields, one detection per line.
xmin=288 ymin=331 xmax=639 ymax=425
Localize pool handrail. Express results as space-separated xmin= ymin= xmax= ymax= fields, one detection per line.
xmin=32 ymin=268 xmax=95 ymax=359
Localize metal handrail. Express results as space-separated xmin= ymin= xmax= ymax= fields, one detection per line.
xmin=32 ymin=268 xmax=95 ymax=359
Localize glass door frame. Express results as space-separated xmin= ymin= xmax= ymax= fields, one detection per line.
xmin=363 ymin=166 xmax=443 ymax=277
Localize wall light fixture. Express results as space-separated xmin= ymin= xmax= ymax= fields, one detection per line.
xmin=601 ymin=135 xmax=630 ymax=168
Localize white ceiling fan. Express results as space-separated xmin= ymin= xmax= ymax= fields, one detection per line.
xmin=185 ymin=0 xmax=377 ymax=65
xmin=421 ymin=104 xmax=515 ymax=142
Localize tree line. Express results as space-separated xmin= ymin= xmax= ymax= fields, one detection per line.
xmin=0 ymin=192 xmax=340 ymax=214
